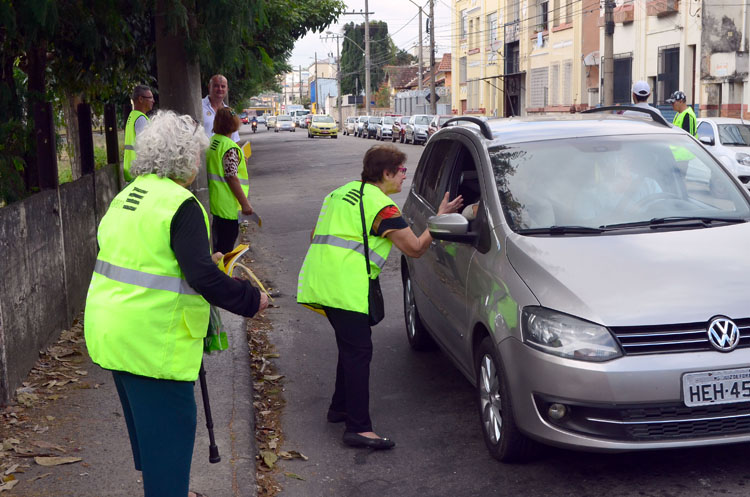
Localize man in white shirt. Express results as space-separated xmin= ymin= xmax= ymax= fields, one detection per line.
xmin=623 ymin=81 xmax=663 ymax=119
xmin=202 ymin=74 xmax=240 ymax=142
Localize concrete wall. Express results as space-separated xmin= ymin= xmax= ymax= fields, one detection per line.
xmin=0 ymin=164 xmax=119 ymax=403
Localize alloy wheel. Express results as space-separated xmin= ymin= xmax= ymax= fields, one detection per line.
xmin=479 ymin=354 xmax=503 ymax=445
xmin=404 ymin=276 xmax=417 ymax=340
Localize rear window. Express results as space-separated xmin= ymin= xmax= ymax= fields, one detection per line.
xmin=490 ymin=134 xmax=750 ymax=231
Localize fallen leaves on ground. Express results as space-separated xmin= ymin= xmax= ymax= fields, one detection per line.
xmin=33 ymin=456 xmax=81 ymax=467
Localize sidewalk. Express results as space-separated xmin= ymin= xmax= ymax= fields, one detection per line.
xmin=0 ymin=310 xmax=256 ymax=497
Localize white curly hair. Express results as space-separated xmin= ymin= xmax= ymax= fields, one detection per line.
xmin=130 ymin=110 xmax=209 ymax=182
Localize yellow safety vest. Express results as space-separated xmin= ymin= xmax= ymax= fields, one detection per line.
xmin=297 ymin=181 xmax=396 ymax=314
xmin=123 ymin=110 xmax=149 ymax=182
xmin=84 ymin=174 xmax=210 ymax=381
xmin=672 ymin=106 xmax=697 ymax=137
xmin=207 ymin=134 xmax=249 ymax=219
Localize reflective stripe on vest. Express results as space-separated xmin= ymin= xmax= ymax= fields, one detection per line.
xmin=123 ymin=111 xmax=148 ymax=182
xmin=94 ymin=259 xmax=199 ymax=295
xmin=297 ymin=181 xmax=396 ymax=314
xmin=207 ymin=134 xmax=248 ymax=219
xmin=84 ymin=174 xmax=210 ymax=382
xmin=310 ymin=234 xmax=387 ymax=269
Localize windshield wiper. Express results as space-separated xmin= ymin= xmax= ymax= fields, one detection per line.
xmin=602 ymin=216 xmax=746 ymax=230
xmin=518 ymin=225 xmax=606 ymax=235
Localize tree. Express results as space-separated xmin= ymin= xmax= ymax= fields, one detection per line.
xmin=340 ymin=21 xmax=392 ymax=96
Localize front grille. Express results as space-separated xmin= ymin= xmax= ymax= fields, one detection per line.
xmin=611 ymin=318 xmax=750 ymax=355
xmin=535 ymin=395 xmax=750 ymax=441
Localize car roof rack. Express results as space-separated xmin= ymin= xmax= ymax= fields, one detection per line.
xmin=442 ymin=116 xmax=493 ymax=140
xmin=582 ymin=105 xmax=671 ymax=127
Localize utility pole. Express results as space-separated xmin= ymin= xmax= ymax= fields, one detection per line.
xmin=335 ymin=39 xmax=342 ymax=127
xmin=299 ymin=65 xmax=302 ymax=103
xmin=315 ymin=52 xmax=319 ymax=114
xmin=407 ymin=0 xmax=424 ymax=111
xmin=603 ymin=0 xmax=615 ymax=106
xmin=364 ymin=0 xmax=371 ymax=115
xmin=429 ymin=0 xmax=437 ymax=114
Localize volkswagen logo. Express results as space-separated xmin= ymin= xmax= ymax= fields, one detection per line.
xmin=707 ymin=317 xmax=741 ymax=352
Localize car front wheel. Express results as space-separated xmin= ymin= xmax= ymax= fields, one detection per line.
xmin=475 ymin=337 xmax=536 ymax=463
xmin=402 ymin=267 xmax=434 ymax=351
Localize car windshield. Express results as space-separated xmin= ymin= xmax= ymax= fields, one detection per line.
xmin=438 ymin=117 xmax=451 ymax=125
xmin=718 ymin=124 xmax=750 ymax=146
xmin=278 ymin=116 xmax=291 ymax=121
xmin=490 ymin=134 xmax=750 ymax=232
xmin=359 ymin=117 xmax=369 ymax=122
xmin=401 ymin=117 xmax=410 ymax=124
xmin=415 ymin=116 xmax=431 ymax=125
xmin=369 ymin=117 xmax=381 ymax=123
xmin=383 ymin=117 xmax=394 ymax=124
xmin=314 ymin=116 xmax=334 ymax=123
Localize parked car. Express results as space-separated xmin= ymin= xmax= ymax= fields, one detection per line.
xmin=696 ymin=117 xmax=750 ymax=188
xmin=355 ymin=115 xmax=370 ymax=137
xmin=427 ymin=115 xmax=453 ymax=139
xmin=344 ymin=117 xmax=358 ymax=136
xmin=393 ymin=116 xmax=410 ymax=143
xmin=401 ymin=110 xmax=750 ymax=463
xmin=274 ymin=115 xmax=295 ymax=132
xmin=364 ymin=116 xmax=381 ymax=139
xmin=404 ymin=114 xmax=433 ymax=145
xmin=376 ymin=116 xmax=396 ymax=141
xmin=265 ymin=115 xmax=276 ymax=130
xmin=308 ymin=114 xmax=338 ymax=139
xmin=257 ymin=115 xmax=266 ymax=125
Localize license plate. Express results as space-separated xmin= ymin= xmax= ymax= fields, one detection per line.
xmin=682 ymin=368 xmax=750 ymax=407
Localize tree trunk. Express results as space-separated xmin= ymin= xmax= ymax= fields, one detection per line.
xmin=64 ymin=93 xmax=83 ymax=181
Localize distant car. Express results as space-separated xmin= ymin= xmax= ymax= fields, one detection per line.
xmin=239 ymin=112 xmax=249 ymax=125
xmin=376 ymin=116 xmax=396 ymax=141
xmin=427 ymin=115 xmax=453 ymax=140
xmin=274 ymin=115 xmax=295 ymax=132
xmin=257 ymin=115 xmax=266 ymax=125
xmin=393 ymin=116 xmax=410 ymax=143
xmin=344 ymin=117 xmax=358 ymax=136
xmin=696 ymin=117 xmax=750 ymax=188
xmin=307 ymin=114 xmax=338 ymax=139
xmin=355 ymin=115 xmax=370 ymax=137
xmin=266 ymin=115 xmax=276 ymax=130
xmin=364 ymin=116 xmax=381 ymax=139
xmin=404 ymin=114 xmax=433 ymax=145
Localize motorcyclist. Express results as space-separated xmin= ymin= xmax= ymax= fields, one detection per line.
xmin=251 ymin=115 xmax=258 ymax=132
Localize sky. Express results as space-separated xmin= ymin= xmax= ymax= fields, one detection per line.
xmin=289 ymin=0 xmax=453 ymax=72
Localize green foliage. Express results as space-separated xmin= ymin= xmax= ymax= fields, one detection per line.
xmin=340 ymin=21 xmax=393 ymax=96
xmin=374 ymin=85 xmax=390 ymax=108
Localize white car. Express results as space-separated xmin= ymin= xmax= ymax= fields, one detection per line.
xmin=697 ymin=117 xmax=750 ymax=188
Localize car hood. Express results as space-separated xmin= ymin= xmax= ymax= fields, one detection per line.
xmin=505 ymin=223 xmax=750 ymax=326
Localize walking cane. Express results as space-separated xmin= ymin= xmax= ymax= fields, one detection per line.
xmin=199 ymin=362 xmax=221 ymax=463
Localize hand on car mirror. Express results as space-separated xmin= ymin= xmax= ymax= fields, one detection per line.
xmin=437 ymin=192 xmax=464 ymax=215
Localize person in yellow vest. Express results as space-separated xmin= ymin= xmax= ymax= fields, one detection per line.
xmin=123 ymin=85 xmax=154 ymax=182
xmin=667 ymin=90 xmax=697 ymax=136
xmin=84 ymin=110 xmax=268 ymax=497
xmin=207 ymin=107 xmax=253 ymax=254
xmin=297 ymin=145 xmax=463 ymax=450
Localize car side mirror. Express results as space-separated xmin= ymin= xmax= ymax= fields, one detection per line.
xmin=428 ymin=213 xmax=477 ymax=244
xmin=699 ymin=135 xmax=715 ymax=146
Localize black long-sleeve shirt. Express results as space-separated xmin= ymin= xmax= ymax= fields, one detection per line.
xmin=170 ymin=197 xmax=261 ymax=317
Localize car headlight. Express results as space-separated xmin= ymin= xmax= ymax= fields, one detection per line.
xmin=276 ymin=123 xmax=281 ymax=127
xmin=521 ymin=307 xmax=622 ymax=362
xmin=736 ymin=153 xmax=750 ymax=166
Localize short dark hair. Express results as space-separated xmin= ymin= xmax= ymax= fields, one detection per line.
xmin=213 ymin=107 xmax=240 ymax=135
xmin=132 ymin=85 xmax=151 ymax=101
xmin=361 ymin=145 xmax=407 ymax=183
xmin=633 ymin=93 xmax=649 ymax=103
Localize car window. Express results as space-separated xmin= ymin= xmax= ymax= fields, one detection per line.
xmin=415 ymin=116 xmax=431 ymax=125
xmin=416 ymin=139 xmax=458 ymax=209
xmin=313 ymin=116 xmax=334 ymax=123
xmin=489 ymin=134 xmax=750 ymax=231
xmin=697 ymin=122 xmax=714 ymax=142
xmin=383 ymin=117 xmax=394 ymax=125
xmin=718 ymin=124 xmax=750 ymax=146
xmin=439 ymin=117 xmax=451 ymax=126
xmin=278 ymin=115 xmax=291 ymax=121
xmin=401 ymin=117 xmax=410 ymax=124
xmin=369 ymin=117 xmax=381 ymax=123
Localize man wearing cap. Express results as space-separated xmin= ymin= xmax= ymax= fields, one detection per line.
xmin=667 ymin=90 xmax=697 ymax=136
xmin=623 ymin=81 xmax=663 ymax=118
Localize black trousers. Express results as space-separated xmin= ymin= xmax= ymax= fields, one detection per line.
xmin=323 ymin=306 xmax=373 ymax=433
xmin=211 ymin=215 xmax=239 ymax=254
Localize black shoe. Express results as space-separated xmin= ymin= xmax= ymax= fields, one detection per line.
xmin=327 ymin=409 xmax=347 ymax=423
xmin=343 ymin=432 xmax=395 ymax=450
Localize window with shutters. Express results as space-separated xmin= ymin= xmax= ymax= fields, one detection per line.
xmin=549 ymin=63 xmax=560 ymax=106
xmin=460 ymin=10 xmax=468 ymax=39
xmin=530 ymin=67 xmax=549 ymax=107
xmin=562 ymin=60 xmax=572 ymax=105
xmin=460 ymin=56 xmax=467 ymax=84
xmin=487 ymin=12 xmax=498 ymax=47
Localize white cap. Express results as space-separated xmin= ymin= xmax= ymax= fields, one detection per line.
xmin=632 ymin=81 xmax=651 ymax=97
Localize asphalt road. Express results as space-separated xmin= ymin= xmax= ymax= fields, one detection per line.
xmin=242 ymin=123 xmax=750 ymax=497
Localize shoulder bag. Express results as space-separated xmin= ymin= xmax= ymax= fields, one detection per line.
xmin=359 ymin=181 xmax=385 ymax=326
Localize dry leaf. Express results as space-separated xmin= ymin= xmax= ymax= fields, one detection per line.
xmin=279 ymin=450 xmax=308 ymax=461
xmin=30 ymin=473 xmax=51 ymax=482
xmin=259 ymin=451 xmax=277 ymax=469
xmin=284 ymin=472 xmax=305 ymax=480
xmin=75 ymin=370 xmax=88 ymax=376
xmin=0 ymin=479 xmax=19 ymax=491
xmin=45 ymin=416 xmax=55 ymax=421
xmin=3 ymin=464 xmax=18 ymax=476
xmin=16 ymin=393 xmax=38 ymax=407
xmin=31 ymin=441 xmax=65 ymax=452
xmin=34 ymin=456 xmax=81 ymax=466
xmin=262 ymin=375 xmax=283 ymax=382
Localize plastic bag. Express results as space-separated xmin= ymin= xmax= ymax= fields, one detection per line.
xmin=204 ymin=305 xmax=228 ymax=354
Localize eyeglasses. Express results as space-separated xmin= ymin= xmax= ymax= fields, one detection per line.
xmin=140 ymin=96 xmax=154 ymax=100
xmin=398 ymin=167 xmax=407 ymax=175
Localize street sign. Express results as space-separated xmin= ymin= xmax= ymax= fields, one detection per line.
xmin=425 ymin=93 xmax=441 ymax=103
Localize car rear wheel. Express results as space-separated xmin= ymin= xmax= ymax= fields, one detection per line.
xmin=475 ymin=337 xmax=537 ymax=463
xmin=333 ymin=134 xmax=337 ymax=139
xmin=402 ymin=268 xmax=434 ymax=351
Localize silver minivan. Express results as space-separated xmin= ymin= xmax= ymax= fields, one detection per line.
xmin=401 ymin=111 xmax=750 ymax=462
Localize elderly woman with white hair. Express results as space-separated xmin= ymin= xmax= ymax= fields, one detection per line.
xmin=84 ymin=110 xmax=267 ymax=497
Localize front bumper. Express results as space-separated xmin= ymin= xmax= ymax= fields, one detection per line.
xmin=311 ymin=127 xmax=337 ymax=136
xmin=500 ymin=337 xmax=750 ymax=451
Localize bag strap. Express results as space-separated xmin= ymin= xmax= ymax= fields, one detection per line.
xmin=359 ymin=181 xmax=372 ymax=278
